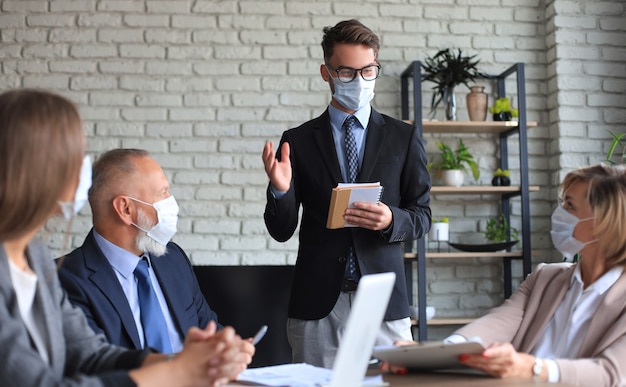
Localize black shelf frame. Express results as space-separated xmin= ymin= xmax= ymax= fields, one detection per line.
xmin=400 ymin=62 xmax=532 ymax=341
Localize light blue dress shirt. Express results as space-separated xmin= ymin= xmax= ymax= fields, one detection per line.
xmin=328 ymin=103 xmax=371 ymax=183
xmin=93 ymin=230 xmax=183 ymax=352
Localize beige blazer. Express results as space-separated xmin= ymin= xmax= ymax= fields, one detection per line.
xmin=455 ymin=262 xmax=626 ymax=387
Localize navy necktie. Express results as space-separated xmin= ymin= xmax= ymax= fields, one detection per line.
xmin=134 ymin=257 xmax=172 ymax=353
xmin=343 ymin=115 xmax=361 ymax=281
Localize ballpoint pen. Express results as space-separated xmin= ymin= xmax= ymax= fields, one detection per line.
xmin=252 ymin=325 xmax=268 ymax=345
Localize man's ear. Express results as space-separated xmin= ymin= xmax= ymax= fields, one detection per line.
xmin=112 ymin=195 xmax=134 ymax=226
xmin=320 ymin=64 xmax=331 ymax=82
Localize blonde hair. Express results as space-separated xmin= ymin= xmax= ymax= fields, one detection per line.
xmin=560 ymin=164 xmax=626 ymax=266
xmin=0 ymin=89 xmax=84 ymax=241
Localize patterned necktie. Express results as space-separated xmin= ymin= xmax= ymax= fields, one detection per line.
xmin=134 ymin=257 xmax=172 ymax=353
xmin=344 ymin=115 xmax=359 ymax=184
xmin=343 ymin=115 xmax=361 ymax=281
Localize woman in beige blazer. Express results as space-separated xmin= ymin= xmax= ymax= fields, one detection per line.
xmin=454 ymin=164 xmax=626 ymax=386
xmin=388 ymin=164 xmax=626 ymax=386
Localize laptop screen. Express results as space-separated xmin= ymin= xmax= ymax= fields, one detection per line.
xmin=329 ymin=272 xmax=396 ymax=387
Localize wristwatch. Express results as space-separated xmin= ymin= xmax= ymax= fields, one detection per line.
xmin=533 ymin=358 xmax=543 ymax=381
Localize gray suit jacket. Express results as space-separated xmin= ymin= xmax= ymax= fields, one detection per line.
xmin=0 ymin=239 xmax=147 ymax=387
xmin=455 ymin=262 xmax=626 ymax=387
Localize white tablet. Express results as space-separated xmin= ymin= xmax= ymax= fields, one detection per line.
xmin=372 ymin=341 xmax=486 ymax=370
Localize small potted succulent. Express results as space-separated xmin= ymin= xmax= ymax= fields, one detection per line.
xmin=489 ymin=97 xmax=519 ymax=121
xmin=491 ymin=168 xmax=511 ymax=186
xmin=429 ymin=139 xmax=480 ymax=187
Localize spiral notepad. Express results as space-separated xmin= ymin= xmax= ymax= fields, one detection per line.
xmin=326 ymin=182 xmax=384 ymax=229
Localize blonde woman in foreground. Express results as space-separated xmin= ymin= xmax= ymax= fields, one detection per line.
xmin=0 ymin=89 xmax=254 ymax=387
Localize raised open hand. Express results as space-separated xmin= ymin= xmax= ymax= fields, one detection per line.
xmin=262 ymin=141 xmax=292 ymax=192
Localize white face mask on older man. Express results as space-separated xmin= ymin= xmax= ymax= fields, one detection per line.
xmin=128 ymin=195 xmax=179 ymax=248
xmin=550 ymin=206 xmax=596 ymax=260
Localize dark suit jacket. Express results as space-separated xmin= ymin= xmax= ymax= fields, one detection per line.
xmin=58 ymin=229 xmax=220 ymax=350
xmin=264 ymin=108 xmax=431 ymax=321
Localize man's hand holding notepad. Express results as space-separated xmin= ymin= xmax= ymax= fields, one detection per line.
xmin=326 ymin=182 xmax=384 ymax=229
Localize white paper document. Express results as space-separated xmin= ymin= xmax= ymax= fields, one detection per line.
xmin=236 ymin=363 xmax=387 ymax=387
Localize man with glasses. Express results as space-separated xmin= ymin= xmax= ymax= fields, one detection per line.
xmin=262 ymin=19 xmax=431 ymax=367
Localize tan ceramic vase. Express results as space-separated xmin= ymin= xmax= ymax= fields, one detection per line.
xmin=466 ymin=86 xmax=488 ymax=121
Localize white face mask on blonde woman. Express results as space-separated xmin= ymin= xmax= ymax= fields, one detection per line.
xmin=550 ymin=206 xmax=596 ymax=260
xmin=58 ymin=155 xmax=92 ymax=220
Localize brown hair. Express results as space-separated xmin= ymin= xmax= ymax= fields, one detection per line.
xmin=559 ymin=164 xmax=626 ymax=266
xmin=0 ymin=89 xmax=84 ymax=241
xmin=89 ymin=148 xmax=150 ymax=218
xmin=321 ymin=19 xmax=380 ymax=63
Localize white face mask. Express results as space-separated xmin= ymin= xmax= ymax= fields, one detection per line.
xmin=58 ymin=155 xmax=92 ymax=220
xmin=135 ymin=208 xmax=168 ymax=257
xmin=128 ymin=195 xmax=179 ymax=246
xmin=330 ymin=75 xmax=375 ymax=111
xmin=550 ymin=206 xmax=596 ymax=261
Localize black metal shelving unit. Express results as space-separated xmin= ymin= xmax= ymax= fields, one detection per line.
xmin=400 ymin=62 xmax=534 ymax=341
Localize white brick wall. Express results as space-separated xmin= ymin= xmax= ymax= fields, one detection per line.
xmin=546 ymin=0 xmax=626 ymax=184
xmin=1 ymin=0 xmax=623 ymax=327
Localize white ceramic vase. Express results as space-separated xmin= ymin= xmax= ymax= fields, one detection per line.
xmin=441 ymin=169 xmax=464 ymax=187
xmin=428 ymin=222 xmax=449 ymax=241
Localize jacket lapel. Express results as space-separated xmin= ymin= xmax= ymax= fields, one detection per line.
xmin=150 ymin=253 xmax=185 ymax=337
xmin=577 ymin=270 xmax=626 ymax=357
xmin=83 ymin=231 xmax=143 ymax=349
xmin=23 ymin=240 xmax=63 ymax=374
xmin=313 ymin=108 xmax=387 ymax=184
xmin=517 ymin=265 xmax=574 ymax=352
xmin=313 ymin=110 xmax=343 ymax=183
xmin=358 ymin=109 xmax=386 ymax=182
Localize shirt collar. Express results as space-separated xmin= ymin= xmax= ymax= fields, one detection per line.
xmin=571 ymin=263 xmax=623 ymax=295
xmin=93 ymin=230 xmax=143 ymax=279
xmin=328 ymin=103 xmax=371 ymax=130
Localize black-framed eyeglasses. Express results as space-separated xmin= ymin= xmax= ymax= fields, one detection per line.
xmin=325 ymin=63 xmax=381 ymax=83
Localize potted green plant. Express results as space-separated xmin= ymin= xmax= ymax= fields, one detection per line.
xmin=605 ymin=130 xmax=625 ymax=165
xmin=489 ymin=97 xmax=519 ymax=121
xmin=429 ymin=217 xmax=449 ymax=241
xmin=429 ymin=139 xmax=480 ymax=186
xmin=491 ymin=168 xmax=511 ymax=186
xmin=484 ymin=214 xmax=519 ymax=243
xmin=422 ymin=48 xmax=483 ymax=121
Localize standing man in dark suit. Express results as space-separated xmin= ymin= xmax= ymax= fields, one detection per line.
xmin=58 ymin=148 xmax=220 ymax=354
xmin=262 ymin=19 xmax=431 ymax=367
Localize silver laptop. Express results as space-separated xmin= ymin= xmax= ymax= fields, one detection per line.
xmin=328 ymin=271 xmax=395 ymax=387
xmin=234 ymin=272 xmax=395 ymax=387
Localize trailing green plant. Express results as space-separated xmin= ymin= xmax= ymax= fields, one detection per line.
xmin=489 ymin=97 xmax=519 ymax=117
xmin=605 ymin=130 xmax=625 ymax=165
xmin=422 ymin=48 xmax=483 ymax=117
xmin=484 ymin=214 xmax=519 ymax=243
xmin=428 ymin=139 xmax=480 ymax=180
